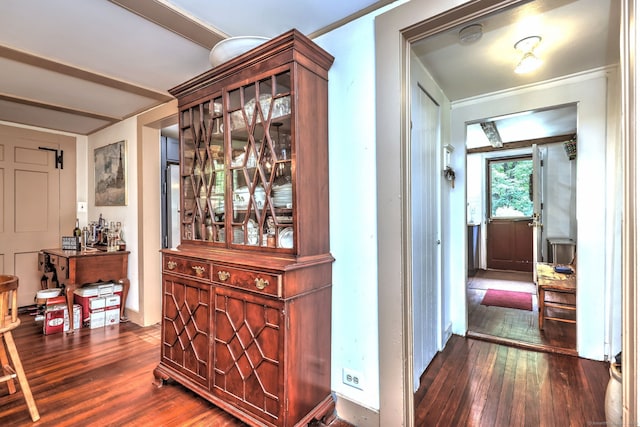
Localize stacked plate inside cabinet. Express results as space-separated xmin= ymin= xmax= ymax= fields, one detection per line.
xmin=233 ymin=186 xmax=265 ymax=210
xmin=210 ymin=194 xmax=224 ymax=213
xmin=272 ymin=183 xmax=292 ymax=208
xmin=278 ymin=227 xmax=293 ymax=248
xmin=246 ymin=219 xmax=259 ymax=245
xmin=232 ymin=227 xmax=244 ymax=243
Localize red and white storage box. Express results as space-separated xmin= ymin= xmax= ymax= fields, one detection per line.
xmin=43 ymin=303 xmax=81 ymax=335
xmin=73 ymin=282 xmax=121 ymax=328
xmin=104 ymin=294 xmax=120 ymax=326
xmin=88 ymin=310 xmax=105 ymax=329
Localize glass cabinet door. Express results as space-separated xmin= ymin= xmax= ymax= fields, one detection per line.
xmin=181 ymin=96 xmax=225 ymax=243
xmin=227 ymin=71 xmax=293 ymax=249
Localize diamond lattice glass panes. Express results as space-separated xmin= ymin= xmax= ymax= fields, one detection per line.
xmin=181 ymin=96 xmax=225 ymax=242
xmin=227 ymin=72 xmax=293 ymax=248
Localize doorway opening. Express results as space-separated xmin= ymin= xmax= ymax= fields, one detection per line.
xmin=465 ymin=106 xmax=577 ymax=353
xmin=160 ymin=129 xmax=180 ymax=249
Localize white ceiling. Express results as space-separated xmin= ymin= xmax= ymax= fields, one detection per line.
xmin=411 ymin=0 xmax=618 ymax=145
xmin=0 ymin=0 xmax=619 ymax=136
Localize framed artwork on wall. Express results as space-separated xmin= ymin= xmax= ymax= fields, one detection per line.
xmin=94 ymin=140 xmax=127 ymax=206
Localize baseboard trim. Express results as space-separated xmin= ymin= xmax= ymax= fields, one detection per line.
xmin=124 ymin=308 xmax=142 ymax=326
xmin=335 ymin=393 xmax=379 ymax=427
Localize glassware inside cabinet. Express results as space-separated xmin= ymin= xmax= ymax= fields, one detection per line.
xmin=227 ymin=71 xmax=294 ymax=249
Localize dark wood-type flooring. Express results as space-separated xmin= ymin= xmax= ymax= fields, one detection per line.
xmin=414 ymin=335 xmax=609 ymax=426
xmin=1 ymin=303 xmax=605 ymax=427
xmin=0 ymin=314 xmax=351 ymax=427
xmin=467 ymin=269 xmax=576 ymax=355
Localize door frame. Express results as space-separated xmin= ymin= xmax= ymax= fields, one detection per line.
xmin=376 ymin=0 xmax=627 ymax=425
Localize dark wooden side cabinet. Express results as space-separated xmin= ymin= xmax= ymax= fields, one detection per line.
xmin=153 ymin=30 xmax=335 ymax=427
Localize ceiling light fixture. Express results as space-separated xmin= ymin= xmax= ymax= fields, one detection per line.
xmin=514 ymin=36 xmax=542 ymax=74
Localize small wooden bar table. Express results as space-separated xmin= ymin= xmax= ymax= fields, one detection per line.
xmin=39 ymin=248 xmax=130 ymax=332
xmin=535 ymin=262 xmax=576 ymax=330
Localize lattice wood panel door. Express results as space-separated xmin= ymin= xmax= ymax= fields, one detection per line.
xmin=161 ymin=277 xmax=211 ymax=387
xmin=213 ymin=286 xmax=283 ymax=424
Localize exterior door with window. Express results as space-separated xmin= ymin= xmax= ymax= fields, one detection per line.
xmin=486 ymin=156 xmax=534 ymax=272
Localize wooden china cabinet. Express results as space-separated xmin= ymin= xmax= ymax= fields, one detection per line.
xmin=153 ymin=30 xmax=335 ymax=427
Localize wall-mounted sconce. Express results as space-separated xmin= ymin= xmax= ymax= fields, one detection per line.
xmin=443 ymin=144 xmax=455 ymax=188
xmin=443 ymin=144 xmax=454 ymax=170
xmin=514 ymin=36 xmax=542 ymax=74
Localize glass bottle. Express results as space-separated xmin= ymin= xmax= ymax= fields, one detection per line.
xmin=116 ymin=222 xmax=126 ymax=251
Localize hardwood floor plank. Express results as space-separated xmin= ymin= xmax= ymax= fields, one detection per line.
xmin=446 ymin=338 xmax=493 ymax=425
xmin=523 ymin=350 xmax=542 ymax=426
xmin=414 ymin=335 xmax=609 ymax=427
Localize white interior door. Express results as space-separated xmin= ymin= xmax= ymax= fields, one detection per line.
xmin=0 ymin=125 xmax=75 ymax=307
xmin=410 ymin=82 xmax=441 ymax=390
xmin=531 ymin=144 xmax=544 ymax=281
xmin=1 ymin=139 xmax=60 ymax=306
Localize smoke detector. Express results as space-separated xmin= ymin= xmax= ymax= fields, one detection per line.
xmin=458 ymin=24 xmax=483 ymax=45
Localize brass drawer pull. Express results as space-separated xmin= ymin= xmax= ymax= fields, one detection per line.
xmin=217 ymin=271 xmax=230 ymax=281
xmin=192 ymin=266 xmax=206 ymax=277
xmin=167 ymin=261 xmax=177 ymax=270
xmin=254 ymin=277 xmax=269 ymax=290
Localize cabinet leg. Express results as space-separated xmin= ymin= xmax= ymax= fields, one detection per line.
xmin=153 ymin=366 xmax=169 ymax=388
xmin=119 ymin=278 xmax=130 ymax=322
xmin=65 ymin=283 xmax=78 ymax=334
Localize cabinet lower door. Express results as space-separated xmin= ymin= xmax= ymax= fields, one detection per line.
xmin=213 ymin=286 xmax=284 ymax=425
xmin=161 ymin=275 xmax=211 ymax=387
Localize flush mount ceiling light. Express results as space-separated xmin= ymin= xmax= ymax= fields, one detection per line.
xmin=514 ymin=35 xmax=542 ymax=74
xmin=458 ymin=24 xmax=483 ymax=45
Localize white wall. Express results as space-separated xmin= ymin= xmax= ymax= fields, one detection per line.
xmin=314 ymin=13 xmax=383 ymax=421
xmin=451 ymin=70 xmax=617 ymax=360
xmin=87 ymin=118 xmax=139 ymax=313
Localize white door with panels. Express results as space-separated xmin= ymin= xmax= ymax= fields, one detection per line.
xmin=0 ymin=125 xmax=75 ymax=307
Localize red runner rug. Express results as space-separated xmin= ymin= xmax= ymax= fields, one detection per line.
xmin=481 ymin=289 xmax=532 ymax=311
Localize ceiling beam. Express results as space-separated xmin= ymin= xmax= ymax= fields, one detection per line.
xmin=109 ymin=0 xmax=227 ymax=49
xmin=466 ymin=133 xmax=576 ymax=154
xmin=0 ymin=93 xmax=121 ymax=122
xmin=0 ymin=44 xmax=172 ymax=102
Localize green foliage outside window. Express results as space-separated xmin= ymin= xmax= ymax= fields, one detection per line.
xmin=490 ymin=158 xmax=533 ymax=217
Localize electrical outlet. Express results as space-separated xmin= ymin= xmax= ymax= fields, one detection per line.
xmin=342 ymin=368 xmax=363 ymax=390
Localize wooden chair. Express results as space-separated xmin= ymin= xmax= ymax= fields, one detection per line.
xmin=0 ymin=275 xmax=39 ymax=422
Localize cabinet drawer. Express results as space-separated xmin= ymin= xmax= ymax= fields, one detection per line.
xmin=164 ymin=256 xmax=211 ymax=281
xmin=212 ymin=265 xmax=281 ymax=297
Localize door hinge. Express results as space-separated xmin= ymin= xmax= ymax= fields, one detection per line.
xmin=540 ymin=159 xmax=544 ymax=167
xmin=541 ymin=202 xmax=544 ymax=210
xmin=38 ymin=147 xmax=64 ymax=169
